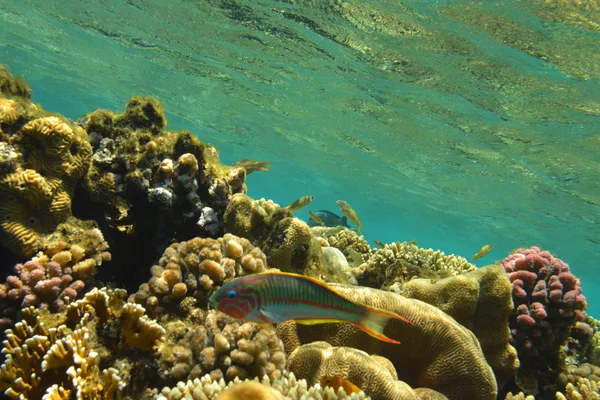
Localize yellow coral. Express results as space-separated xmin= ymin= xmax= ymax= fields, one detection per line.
xmin=0 ymin=169 xmax=71 ymax=256
xmin=0 ymin=98 xmax=24 ymax=125
xmin=16 ymin=116 xmax=92 ymax=193
xmin=120 ymin=303 xmax=166 ymax=352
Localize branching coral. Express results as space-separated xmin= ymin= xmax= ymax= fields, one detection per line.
xmin=312 ymin=227 xmax=372 ymax=266
xmin=151 ymin=372 xmax=368 ymax=400
xmin=158 ymin=309 xmax=285 ymax=383
xmin=131 ymin=233 xmax=267 ymax=317
xmin=277 ymin=284 xmax=497 ymax=400
xmin=359 ymin=241 xmax=476 ymax=289
xmin=500 ymin=246 xmax=587 ymax=397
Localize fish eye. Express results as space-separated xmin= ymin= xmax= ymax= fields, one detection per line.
xmin=227 ymin=290 xmax=236 ymax=299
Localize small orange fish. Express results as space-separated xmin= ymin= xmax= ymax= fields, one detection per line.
xmin=472 ymin=244 xmax=494 ymax=260
xmin=232 ymin=159 xmax=271 ymax=174
xmin=320 ymin=376 xmax=361 ymax=395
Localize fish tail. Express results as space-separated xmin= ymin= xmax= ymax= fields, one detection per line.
xmin=354 ymin=306 xmax=412 ymax=345
xmin=341 ymin=216 xmax=349 ymax=227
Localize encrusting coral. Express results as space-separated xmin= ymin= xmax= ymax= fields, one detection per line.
xmin=358 ymin=240 xmax=476 ymax=289
xmin=131 ymin=233 xmax=267 ymax=317
xmin=277 ymin=284 xmax=497 ymax=400
xmin=287 ymin=341 xmax=431 ymax=399
xmin=399 ymin=265 xmax=519 ymax=388
xmin=0 ymin=217 xmax=111 ymax=329
xmin=149 ymin=371 xmax=368 ymax=400
xmin=500 ymin=246 xmax=588 ymax=397
xmin=0 ymin=287 xmax=165 ymax=399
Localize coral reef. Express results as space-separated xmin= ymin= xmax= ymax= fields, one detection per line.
xmin=158 ymin=309 xmax=286 ymax=383
xmin=223 ymin=194 xmax=353 ymax=283
xmin=0 ymin=217 xmax=110 ymax=329
xmin=312 ymin=226 xmax=372 ymax=266
xmin=78 ymin=97 xmax=246 ymax=249
xmin=399 ymin=265 xmax=519 ymax=388
xmin=276 ymin=284 xmax=497 ymax=399
xmin=0 ymin=67 xmax=92 ymax=258
xmin=359 ymin=241 xmax=476 ymax=289
xmin=287 ymin=341 xmax=431 ymax=399
xmin=0 ymin=287 xmax=164 ymax=399
xmin=150 ymin=372 xmax=368 ymax=400
xmin=131 ymin=233 xmax=267 ymax=317
xmin=500 ymin=246 xmax=588 ymax=397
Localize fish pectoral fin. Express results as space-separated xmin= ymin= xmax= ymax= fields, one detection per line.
xmin=259 ymin=309 xmax=285 ymax=323
xmin=295 ymin=318 xmax=347 ymax=326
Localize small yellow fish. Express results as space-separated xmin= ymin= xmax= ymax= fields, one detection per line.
xmin=286 ymin=196 xmax=314 ymax=213
xmin=347 ymin=248 xmax=364 ymax=267
xmin=336 ymin=200 xmax=362 ymax=230
xmin=320 ymin=376 xmax=361 ymax=395
xmin=232 ymin=159 xmax=271 ymax=174
xmin=406 ymin=239 xmax=418 ymax=245
xmin=472 ymin=244 xmax=494 ymax=260
xmin=308 ymin=211 xmax=325 ymax=226
xmin=373 ymin=240 xmax=385 ymax=248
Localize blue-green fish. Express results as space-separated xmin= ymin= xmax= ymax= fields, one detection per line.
xmin=209 ymin=271 xmax=412 ymax=344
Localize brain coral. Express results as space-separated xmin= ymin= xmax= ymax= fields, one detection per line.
xmin=131 ymin=233 xmax=267 ymax=317
xmin=400 ymin=265 xmax=519 ymax=388
xmin=0 ymin=168 xmax=71 ymax=256
xmin=500 ymin=246 xmax=587 ymax=397
xmin=359 ymin=241 xmax=476 ymax=289
xmin=277 ymin=284 xmax=497 ymax=400
xmin=287 ymin=341 xmax=429 ymax=400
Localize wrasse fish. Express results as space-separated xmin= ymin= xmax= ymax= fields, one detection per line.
xmin=232 ymin=159 xmax=271 ymax=174
xmin=336 ymin=200 xmax=362 ymax=231
xmin=472 ymin=244 xmax=494 ymax=260
xmin=285 ymin=195 xmax=314 ymax=213
xmin=308 ymin=211 xmax=325 ymax=226
xmin=209 ymin=272 xmax=411 ymax=344
xmin=308 ymin=210 xmax=349 ymax=228
xmin=320 ymin=376 xmax=361 ymax=395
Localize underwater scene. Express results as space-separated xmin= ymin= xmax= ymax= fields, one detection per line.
xmin=1 ymin=0 xmax=599 ymax=399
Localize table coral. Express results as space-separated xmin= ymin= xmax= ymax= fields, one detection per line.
xmin=500 ymin=246 xmax=587 ymax=397
xmin=400 ymin=265 xmax=519 ymax=389
xmin=131 ymin=233 xmax=267 ymax=317
xmin=150 ymin=371 xmax=368 ymax=400
xmin=158 ymin=309 xmax=286 ymax=383
xmin=359 ymin=241 xmax=476 ymax=289
xmin=276 ymin=284 xmax=497 ymax=400
xmin=288 ymin=341 xmax=429 ymax=399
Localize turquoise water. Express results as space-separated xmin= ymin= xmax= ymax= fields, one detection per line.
xmin=1 ymin=0 xmax=599 ymax=313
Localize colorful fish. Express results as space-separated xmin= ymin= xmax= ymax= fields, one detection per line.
xmin=307 ymin=210 xmax=349 ymax=228
xmin=320 ymin=376 xmax=361 ymax=395
xmin=209 ymin=272 xmax=411 ymax=344
xmin=286 ymin=195 xmax=314 ymax=213
xmin=472 ymin=244 xmax=494 ymax=260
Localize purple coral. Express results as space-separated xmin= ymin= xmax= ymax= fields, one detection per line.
xmin=0 ymin=259 xmax=85 ymax=327
xmin=500 ymin=246 xmax=588 ymax=396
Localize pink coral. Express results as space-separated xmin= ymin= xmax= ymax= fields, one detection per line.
xmin=500 ymin=246 xmax=587 ymax=397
